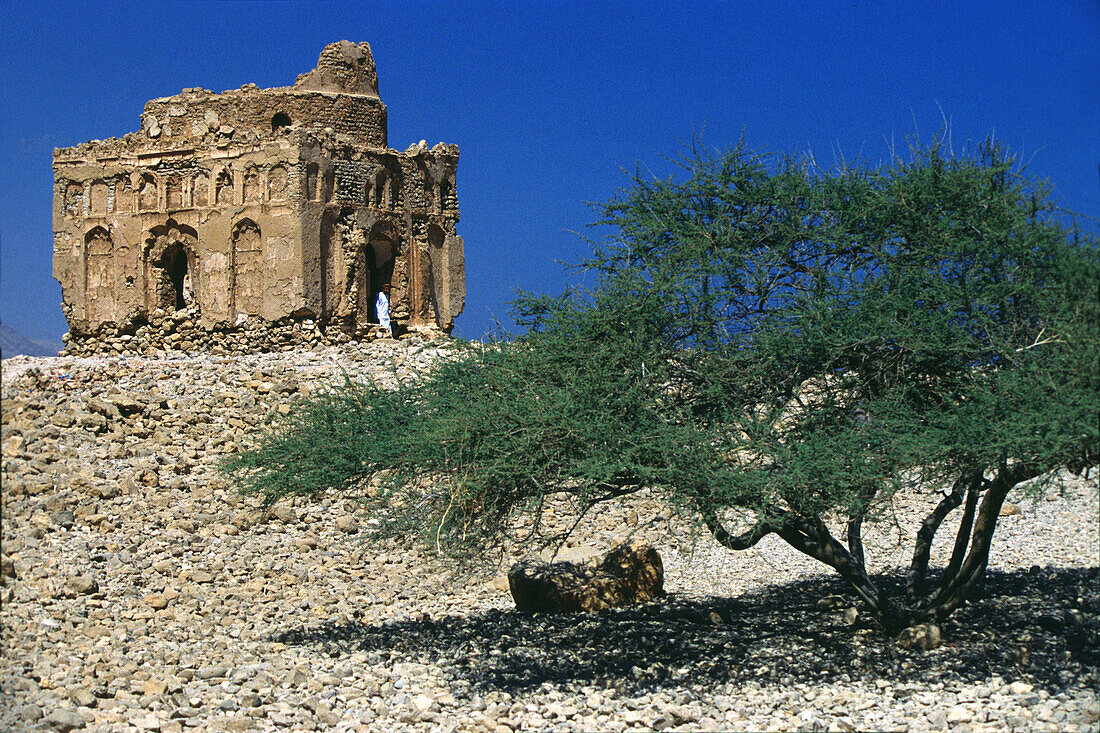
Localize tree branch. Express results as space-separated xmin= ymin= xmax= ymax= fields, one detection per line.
xmin=933 ymin=463 xmax=1044 ymax=616
xmin=846 ymin=483 xmax=879 ymax=570
xmin=938 ymin=474 xmax=984 ymax=596
xmin=701 ymin=507 xmax=777 ymax=550
xmin=776 ymin=513 xmax=906 ymax=630
xmin=906 ymin=471 xmax=974 ymax=602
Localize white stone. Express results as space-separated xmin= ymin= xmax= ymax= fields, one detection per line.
xmin=946 ymin=705 xmax=972 ymax=723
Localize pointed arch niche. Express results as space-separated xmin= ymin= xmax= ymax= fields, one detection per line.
xmin=231 ymin=219 xmax=263 ymax=317
xmin=215 ymin=169 xmax=234 ymax=205
xmin=84 ymin=226 xmax=115 ymax=322
xmin=144 ymin=221 xmax=200 ymax=313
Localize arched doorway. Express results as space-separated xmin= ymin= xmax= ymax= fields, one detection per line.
xmin=364 ymin=222 xmax=396 ymax=324
xmin=144 ymin=221 xmax=200 ymax=313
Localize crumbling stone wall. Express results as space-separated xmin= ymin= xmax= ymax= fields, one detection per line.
xmin=53 ymin=41 xmax=465 ymax=354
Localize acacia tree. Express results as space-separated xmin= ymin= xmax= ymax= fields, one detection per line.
xmin=225 ymin=140 xmax=1098 ymax=631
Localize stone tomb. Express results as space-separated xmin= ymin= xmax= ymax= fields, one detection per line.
xmin=53 ymin=41 xmax=465 ymax=352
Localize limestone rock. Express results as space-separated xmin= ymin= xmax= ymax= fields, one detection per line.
xmin=508 ymin=541 xmax=663 ymax=613
xmin=143 ymin=593 xmax=169 ymax=610
xmin=898 ymin=622 xmax=942 ymax=650
xmin=335 ymin=515 xmax=359 ymax=533
xmin=44 ymin=708 xmax=86 ymax=731
xmin=946 ymin=705 xmax=972 ymax=723
xmin=816 ymin=594 xmax=847 ymax=610
xmin=67 ymin=574 xmax=98 ymax=595
xmin=1 ymin=554 xmax=15 ymax=581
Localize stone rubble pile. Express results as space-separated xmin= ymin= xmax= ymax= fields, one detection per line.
xmin=2 ymin=340 xmax=1098 ymax=732
xmin=60 ymin=306 xmax=443 ymax=358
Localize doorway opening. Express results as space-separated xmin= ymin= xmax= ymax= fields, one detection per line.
xmin=166 ymin=248 xmax=191 ymax=310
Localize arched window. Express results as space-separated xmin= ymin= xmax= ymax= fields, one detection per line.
xmin=83 ymin=227 xmax=115 ymax=321
xmin=90 ymin=181 xmax=110 ymax=215
xmin=268 ymin=165 xmax=288 ymax=201
xmin=193 ymin=172 xmax=210 ymax=207
xmin=138 ymin=173 xmax=158 ymax=211
xmin=438 ymin=178 xmax=452 ymax=214
xmin=271 ymin=112 xmax=292 ymax=132
xmin=165 ymin=175 xmax=183 ymax=210
xmin=215 ymin=169 xmax=233 ymax=205
xmin=374 ymin=170 xmax=387 ymax=208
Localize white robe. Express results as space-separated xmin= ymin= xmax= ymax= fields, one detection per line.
xmin=375 ymin=291 xmax=391 ymax=335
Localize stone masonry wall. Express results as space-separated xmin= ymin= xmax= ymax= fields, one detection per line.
xmin=142 ymin=89 xmax=388 ymax=149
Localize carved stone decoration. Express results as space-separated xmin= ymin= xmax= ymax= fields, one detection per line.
xmin=53 ymin=41 xmax=467 ymax=351
xmin=231 ymin=219 xmax=263 ymax=316
xmin=215 ymin=169 xmax=233 ymax=205
xmin=244 ymin=167 xmax=261 ymax=202
xmin=65 ymin=183 xmax=83 ymax=217
xmin=508 ymin=542 xmax=665 ymax=613
xmin=193 ymin=172 xmax=209 ymax=207
xmin=138 ymin=173 xmax=157 ymax=211
xmin=268 ymin=165 xmax=287 ymax=201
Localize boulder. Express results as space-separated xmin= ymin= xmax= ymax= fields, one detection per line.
xmin=508 ymin=541 xmax=663 ymax=613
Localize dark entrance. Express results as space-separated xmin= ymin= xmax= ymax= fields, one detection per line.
xmin=144 ymin=221 xmax=200 ymax=315
xmin=364 ymin=228 xmax=395 ymax=323
xmin=167 ymin=248 xmax=190 ymax=310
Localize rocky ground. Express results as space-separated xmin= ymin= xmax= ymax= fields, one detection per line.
xmin=2 ymin=338 xmax=1097 ymax=732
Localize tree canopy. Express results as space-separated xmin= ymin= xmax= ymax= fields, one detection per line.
xmin=224 ymin=139 xmax=1098 ymax=631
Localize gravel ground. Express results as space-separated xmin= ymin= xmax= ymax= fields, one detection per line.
xmin=2 ymin=339 xmax=1097 ymax=732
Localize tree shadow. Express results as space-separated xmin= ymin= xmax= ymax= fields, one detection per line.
xmin=275 ymin=566 xmax=1097 ymax=695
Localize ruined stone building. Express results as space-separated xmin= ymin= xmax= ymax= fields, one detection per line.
xmin=53 ymin=41 xmax=465 ymax=351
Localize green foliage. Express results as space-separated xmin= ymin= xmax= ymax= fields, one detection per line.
xmin=584 ymin=139 xmax=1098 ymax=502
xmin=223 ymin=137 xmax=1097 ymax=623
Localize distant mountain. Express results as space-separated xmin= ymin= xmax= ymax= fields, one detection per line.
xmin=0 ymin=322 xmax=64 ymax=358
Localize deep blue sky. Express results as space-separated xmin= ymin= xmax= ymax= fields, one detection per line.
xmin=2 ymin=1 xmax=1097 ymax=342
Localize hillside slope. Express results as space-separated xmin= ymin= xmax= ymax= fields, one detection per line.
xmin=0 ymin=322 xmax=63 ymax=358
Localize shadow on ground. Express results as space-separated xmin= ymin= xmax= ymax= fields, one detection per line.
xmin=276 ymin=566 xmax=1097 ymax=695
